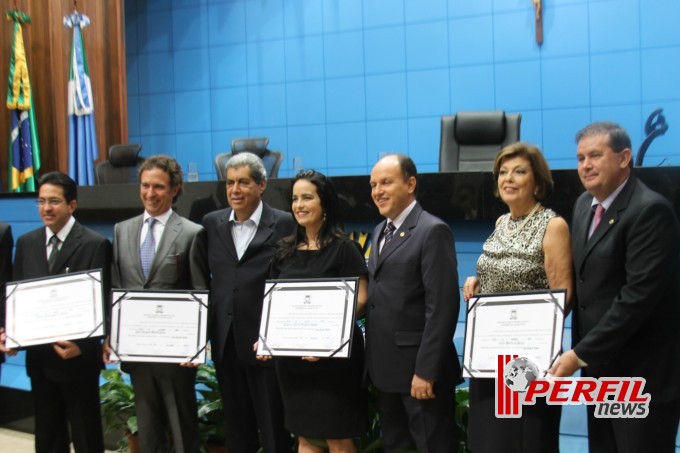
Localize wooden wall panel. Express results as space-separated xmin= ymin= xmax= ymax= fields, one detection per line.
xmin=0 ymin=0 xmax=127 ymax=189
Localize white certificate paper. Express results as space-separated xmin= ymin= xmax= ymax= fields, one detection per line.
xmin=257 ymin=278 xmax=359 ymax=358
xmin=4 ymin=270 xmax=105 ymax=348
xmin=462 ymin=289 xmax=566 ymax=378
xmin=110 ymin=290 xmax=209 ymax=364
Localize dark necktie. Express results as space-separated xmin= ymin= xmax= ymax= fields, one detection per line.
xmin=589 ymin=204 xmax=604 ymax=239
xmin=140 ymin=218 xmax=156 ymax=279
xmin=383 ymin=222 xmax=396 ymax=246
xmin=47 ymin=235 xmax=60 ymax=273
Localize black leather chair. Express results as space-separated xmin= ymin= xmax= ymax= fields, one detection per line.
xmin=214 ymin=137 xmax=284 ymax=180
xmin=94 ymin=144 xmax=144 ymax=184
xmin=439 ymin=111 xmax=521 ymax=172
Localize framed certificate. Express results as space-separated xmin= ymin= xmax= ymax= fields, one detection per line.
xmin=109 ymin=290 xmax=209 ymax=364
xmin=462 ymin=289 xmax=566 ymax=378
xmin=4 ymin=270 xmax=105 ymax=348
xmin=256 ymin=278 xmax=359 ymax=358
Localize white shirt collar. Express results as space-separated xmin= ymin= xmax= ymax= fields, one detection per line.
xmin=230 ymin=201 xmax=263 ymax=227
xmin=45 ymin=215 xmax=76 ymax=244
xmin=387 ymin=199 xmax=417 ymax=231
xmin=144 ymin=208 xmax=173 ymax=226
xmin=591 ymin=177 xmax=629 ymax=211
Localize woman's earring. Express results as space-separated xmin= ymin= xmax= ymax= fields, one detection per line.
xmin=323 ymin=212 xmax=327 ymax=222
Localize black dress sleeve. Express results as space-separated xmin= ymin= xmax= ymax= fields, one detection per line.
xmin=339 ymin=238 xmax=368 ymax=278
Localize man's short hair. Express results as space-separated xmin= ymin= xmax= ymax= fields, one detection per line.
xmin=379 ymin=153 xmax=418 ymax=181
xmin=575 ymin=121 xmax=632 ymax=153
xmin=38 ymin=172 xmax=78 ymax=203
xmin=225 ymin=152 xmax=267 ymax=184
xmin=138 ymin=155 xmax=184 ymax=201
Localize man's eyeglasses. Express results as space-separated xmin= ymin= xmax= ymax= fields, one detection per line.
xmin=35 ymin=198 xmax=65 ymax=207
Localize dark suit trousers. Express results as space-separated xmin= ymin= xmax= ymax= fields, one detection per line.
xmin=31 ymin=374 xmax=103 ymax=453
xmin=129 ymin=365 xmax=200 ymax=453
xmin=586 ymin=398 xmax=680 ymax=453
xmin=214 ymin=332 xmax=290 ymax=453
xmin=377 ymin=383 xmax=456 ymax=453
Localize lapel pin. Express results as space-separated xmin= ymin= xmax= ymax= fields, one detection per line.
xmin=400 ymin=232 xmax=405 ymax=237
xmin=609 ymin=219 xmax=615 ymax=225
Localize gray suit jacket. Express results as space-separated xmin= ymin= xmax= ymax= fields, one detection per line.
xmin=366 ymin=203 xmax=462 ymax=393
xmin=112 ymin=211 xmax=209 ymax=291
xmin=112 ymin=211 xmax=210 ymax=374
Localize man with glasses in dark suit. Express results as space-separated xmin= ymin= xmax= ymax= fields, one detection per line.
xmin=3 ymin=172 xmax=110 ymax=453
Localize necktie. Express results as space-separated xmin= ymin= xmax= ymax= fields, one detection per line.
xmin=384 ymin=222 xmax=396 ymax=246
xmin=140 ymin=218 xmax=156 ymax=279
xmin=47 ymin=235 xmax=60 ymax=273
xmin=589 ymin=204 xmax=604 ymax=239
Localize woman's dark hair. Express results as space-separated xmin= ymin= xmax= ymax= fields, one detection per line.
xmin=275 ymin=170 xmax=345 ymax=263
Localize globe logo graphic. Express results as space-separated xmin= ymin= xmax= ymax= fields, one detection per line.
xmin=503 ymin=357 xmax=539 ymax=393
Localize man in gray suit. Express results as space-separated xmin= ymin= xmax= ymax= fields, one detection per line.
xmin=366 ymin=154 xmax=461 ymax=452
xmin=106 ymin=155 xmax=209 ymax=453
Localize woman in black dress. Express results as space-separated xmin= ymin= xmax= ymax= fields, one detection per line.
xmin=259 ymin=170 xmax=368 ymax=453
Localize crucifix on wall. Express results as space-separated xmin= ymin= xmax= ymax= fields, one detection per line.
xmin=532 ymin=0 xmax=543 ymax=45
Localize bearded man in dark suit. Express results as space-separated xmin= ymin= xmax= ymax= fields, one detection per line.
xmin=552 ymin=122 xmax=680 ymax=453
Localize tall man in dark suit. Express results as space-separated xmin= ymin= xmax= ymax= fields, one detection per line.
xmin=3 ymin=172 xmax=110 ymax=453
xmin=0 ymin=221 xmax=13 ymax=380
xmin=551 ymin=122 xmax=680 ymax=452
xmin=203 ymin=152 xmax=295 ymax=452
xmin=107 ymin=155 xmax=210 ymax=453
xmin=366 ymin=154 xmax=461 ymax=452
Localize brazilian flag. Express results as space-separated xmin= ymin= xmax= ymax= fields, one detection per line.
xmin=6 ymin=9 xmax=40 ymax=192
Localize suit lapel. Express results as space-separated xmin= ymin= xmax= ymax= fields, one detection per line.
xmin=572 ymin=195 xmax=592 ymax=271
xmin=51 ymin=221 xmax=84 ymax=274
xmin=374 ymin=204 xmax=422 ymax=273
xmin=147 ymin=211 xmax=182 ymax=281
xmin=127 ymin=215 xmax=145 ymax=280
xmin=367 ymin=221 xmax=385 ymax=274
xmin=580 ymin=177 xmax=636 ymax=267
xmin=35 ymin=229 xmax=50 ymax=275
xmin=216 ymin=209 xmax=238 ymax=261
xmin=241 ymin=205 xmax=274 ymax=262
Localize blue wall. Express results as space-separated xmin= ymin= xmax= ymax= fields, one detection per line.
xmin=126 ymin=0 xmax=680 ymax=181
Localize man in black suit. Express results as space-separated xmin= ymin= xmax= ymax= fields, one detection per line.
xmin=366 ymin=154 xmax=461 ymax=452
xmin=107 ymin=155 xmax=209 ymax=453
xmin=203 ymin=152 xmax=295 ymax=452
xmin=0 ymin=221 xmax=13 ymax=380
xmin=3 ymin=172 xmax=110 ymax=453
xmin=552 ymin=122 xmax=680 ymax=452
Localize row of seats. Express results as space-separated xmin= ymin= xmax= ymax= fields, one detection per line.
xmin=94 ymin=110 xmax=521 ymax=184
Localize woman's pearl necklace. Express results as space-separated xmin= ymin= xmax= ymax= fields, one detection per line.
xmin=503 ymin=202 xmax=541 ymax=237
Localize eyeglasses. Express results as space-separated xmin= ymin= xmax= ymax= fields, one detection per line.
xmin=35 ymin=198 xmax=65 ymax=207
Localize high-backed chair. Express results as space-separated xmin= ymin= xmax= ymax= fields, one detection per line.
xmin=94 ymin=144 xmax=144 ymax=184
xmin=214 ymin=137 xmax=284 ymax=180
xmin=439 ymin=111 xmax=521 ymax=172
